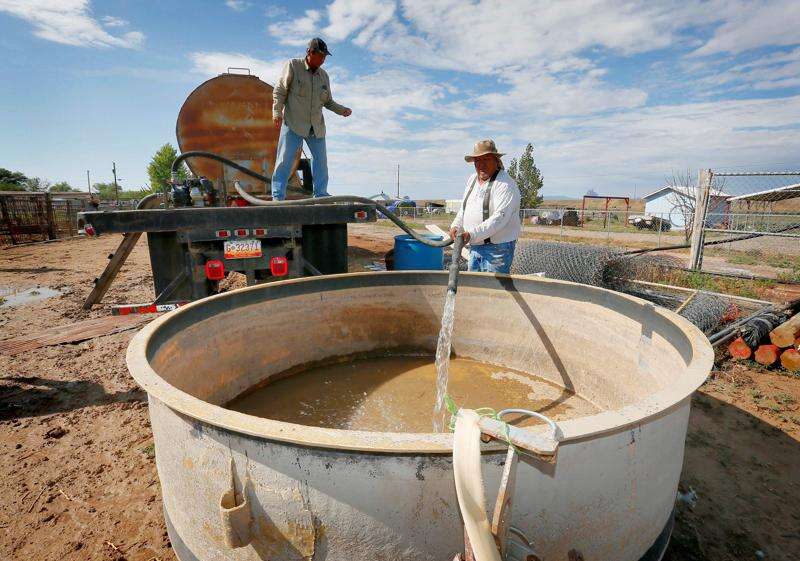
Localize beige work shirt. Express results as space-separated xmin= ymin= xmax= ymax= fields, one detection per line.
xmin=272 ymin=58 xmax=347 ymax=138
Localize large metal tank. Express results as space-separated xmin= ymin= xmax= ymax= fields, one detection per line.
xmin=127 ymin=272 xmax=713 ymax=561
xmin=176 ymin=70 xmax=306 ymax=198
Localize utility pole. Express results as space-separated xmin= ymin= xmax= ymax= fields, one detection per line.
xmin=86 ymin=170 xmax=92 ymax=195
xmin=112 ymin=162 xmax=119 ymax=203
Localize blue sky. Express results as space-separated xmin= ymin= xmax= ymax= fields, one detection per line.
xmin=1 ymin=0 xmax=799 ymax=200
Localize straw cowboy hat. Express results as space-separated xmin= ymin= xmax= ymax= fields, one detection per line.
xmin=464 ymin=139 xmax=505 ymax=163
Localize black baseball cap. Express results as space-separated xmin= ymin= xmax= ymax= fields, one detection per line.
xmin=307 ymin=37 xmax=332 ymax=56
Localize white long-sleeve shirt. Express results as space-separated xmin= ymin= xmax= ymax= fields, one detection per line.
xmin=450 ymin=170 xmax=521 ymax=245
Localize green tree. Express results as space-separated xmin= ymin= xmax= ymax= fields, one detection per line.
xmin=93 ymin=181 xmax=151 ymax=201
xmin=508 ymin=143 xmax=544 ymax=208
xmin=147 ymin=143 xmax=187 ymax=192
xmin=93 ymin=181 xmax=118 ymax=200
xmin=23 ymin=177 xmax=50 ymax=192
xmin=0 ymin=168 xmax=28 ymax=190
xmin=49 ymin=181 xmax=78 ymax=192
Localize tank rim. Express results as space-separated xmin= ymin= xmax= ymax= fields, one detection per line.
xmin=126 ymin=271 xmax=714 ymax=454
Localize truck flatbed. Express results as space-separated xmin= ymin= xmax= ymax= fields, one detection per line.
xmin=79 ymin=202 xmax=376 ymax=234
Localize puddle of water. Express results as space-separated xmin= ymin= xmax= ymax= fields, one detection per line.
xmin=0 ymin=286 xmax=63 ymax=308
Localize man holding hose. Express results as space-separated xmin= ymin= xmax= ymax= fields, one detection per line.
xmin=449 ymin=140 xmax=521 ymax=273
xmin=271 ymin=37 xmax=352 ymax=200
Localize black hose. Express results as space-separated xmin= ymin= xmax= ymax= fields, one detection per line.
xmin=171 ymin=150 xmax=273 ymax=185
xmin=234 ymin=180 xmax=455 ymax=248
xmin=447 ymin=234 xmax=465 ymax=293
xmin=708 ymin=298 xmax=798 ymax=346
xmin=171 ymin=150 xmax=454 ymax=248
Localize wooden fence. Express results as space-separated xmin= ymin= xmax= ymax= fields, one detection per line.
xmin=0 ymin=193 xmax=89 ymax=246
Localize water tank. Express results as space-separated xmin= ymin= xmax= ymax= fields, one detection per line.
xmin=175 ymin=70 xmax=306 ymax=197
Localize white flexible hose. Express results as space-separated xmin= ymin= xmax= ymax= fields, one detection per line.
xmin=453 ymin=409 xmax=502 ymax=561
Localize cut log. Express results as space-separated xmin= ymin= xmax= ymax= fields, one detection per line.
xmin=769 ymin=312 xmax=800 ymax=348
xmin=781 ymin=348 xmax=800 ymax=372
xmin=728 ymin=337 xmax=752 ymax=360
xmin=754 ymin=344 xmax=780 ymax=366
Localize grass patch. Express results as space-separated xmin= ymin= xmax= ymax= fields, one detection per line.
xmin=707 ymin=247 xmax=800 ymax=272
xmin=654 ymin=269 xmax=775 ymax=300
xmin=748 ymin=388 xmax=764 ymax=401
xmin=766 ymin=402 xmax=784 ymax=413
xmin=142 ymin=442 xmax=156 ymax=459
xmin=778 ymin=269 xmax=800 ymax=283
xmin=773 ymin=392 xmax=796 ymax=405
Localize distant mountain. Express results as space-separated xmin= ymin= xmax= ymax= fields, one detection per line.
xmin=542 ymin=194 xmax=579 ymax=200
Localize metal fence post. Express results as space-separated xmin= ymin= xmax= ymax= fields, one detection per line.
xmin=689 ymin=169 xmax=711 ymax=270
xmin=559 ymin=208 xmax=564 ymax=239
xmin=605 ymin=210 xmax=611 ymax=241
xmin=657 ymin=212 xmax=663 ymax=248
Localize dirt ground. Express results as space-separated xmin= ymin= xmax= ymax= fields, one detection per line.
xmin=1 ymin=230 xmax=799 ymax=560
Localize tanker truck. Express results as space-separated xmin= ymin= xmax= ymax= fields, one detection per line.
xmin=78 ymin=69 xmax=377 ymax=313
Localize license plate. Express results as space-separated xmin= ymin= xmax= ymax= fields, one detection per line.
xmin=224 ymin=239 xmax=262 ymax=259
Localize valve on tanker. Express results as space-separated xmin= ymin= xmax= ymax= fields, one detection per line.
xmin=171 ymin=177 xmax=218 ymax=207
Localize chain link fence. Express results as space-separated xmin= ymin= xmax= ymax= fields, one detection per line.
xmin=520 ymin=208 xmax=689 ymax=252
xmin=695 ymin=171 xmax=800 ymax=282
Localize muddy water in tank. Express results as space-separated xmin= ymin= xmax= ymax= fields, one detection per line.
xmin=226 ymin=355 xmax=600 ymax=433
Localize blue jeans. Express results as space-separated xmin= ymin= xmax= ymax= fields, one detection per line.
xmin=271 ymin=125 xmax=329 ymax=200
xmin=468 ymin=241 xmax=516 ymax=273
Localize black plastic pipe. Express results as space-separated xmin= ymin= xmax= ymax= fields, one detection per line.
xmin=171 ymin=151 xmax=454 ymax=248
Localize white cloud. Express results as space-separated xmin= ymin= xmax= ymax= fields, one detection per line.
xmin=101 ymin=15 xmax=127 ymax=28
xmin=267 ymin=9 xmax=322 ymax=47
xmin=189 ymin=51 xmax=286 ymax=85
xmin=326 ymin=68 xmax=449 ymax=141
xmin=225 ymin=0 xmax=249 ymax=12
xmin=693 ymin=0 xmax=800 ymax=56
xmin=264 ymin=5 xmax=287 ymax=19
xmin=257 ymin=1 xmax=800 ymax=198
xmin=323 ymin=0 xmax=395 ymax=45
xmin=0 ymin=0 xmax=144 ymax=48
xmin=466 ymin=69 xmax=648 ymax=118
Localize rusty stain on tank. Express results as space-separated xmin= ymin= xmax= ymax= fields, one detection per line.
xmin=176 ymin=71 xmax=303 ymax=197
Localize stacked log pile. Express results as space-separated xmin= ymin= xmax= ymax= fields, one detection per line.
xmin=728 ymin=311 xmax=800 ymax=372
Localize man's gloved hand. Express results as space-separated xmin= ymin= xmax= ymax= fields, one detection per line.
xmin=342 ymin=108 xmax=352 ymax=117
xmin=273 ymin=116 xmax=283 ymax=129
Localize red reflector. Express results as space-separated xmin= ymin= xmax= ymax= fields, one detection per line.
xmin=205 ymin=259 xmax=225 ymax=280
xmin=254 ymin=228 xmax=266 ymax=236
xmin=84 ymin=224 xmax=96 ymax=237
xmin=270 ymin=256 xmax=288 ymax=276
xmin=233 ymin=198 xmax=248 ymax=207
xmin=354 ymin=210 xmax=367 ymax=220
xmin=235 ymin=228 xmax=248 ymax=236
xmin=216 ymin=230 xmax=230 ymax=238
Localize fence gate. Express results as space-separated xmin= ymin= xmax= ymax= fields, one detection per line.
xmin=0 ymin=193 xmax=85 ymax=246
xmin=691 ymin=170 xmax=800 ymax=281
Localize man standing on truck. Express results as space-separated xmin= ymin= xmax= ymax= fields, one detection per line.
xmin=449 ymin=140 xmax=521 ymax=274
xmin=271 ymin=37 xmax=352 ymax=200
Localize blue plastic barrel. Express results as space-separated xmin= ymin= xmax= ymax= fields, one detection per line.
xmin=393 ymin=234 xmax=444 ymax=270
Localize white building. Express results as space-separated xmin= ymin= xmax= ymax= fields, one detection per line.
xmin=445 ymin=199 xmax=462 ymax=214
xmin=642 ymin=185 xmax=730 ymax=228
